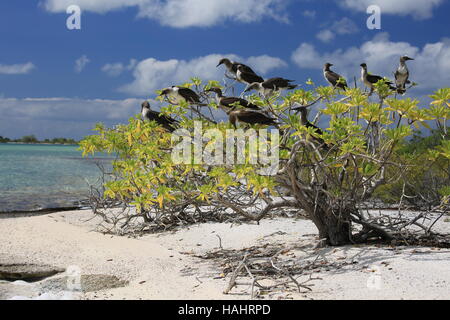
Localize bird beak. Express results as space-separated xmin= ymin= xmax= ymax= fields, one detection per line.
xmin=216 ymin=62 xmax=222 ymax=67
xmin=408 ymin=57 xmax=415 ymax=61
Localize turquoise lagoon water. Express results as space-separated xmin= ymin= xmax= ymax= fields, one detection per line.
xmin=0 ymin=144 xmax=113 ymax=212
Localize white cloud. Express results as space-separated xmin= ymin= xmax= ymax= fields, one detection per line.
xmin=102 ymin=59 xmax=137 ymax=77
xmin=332 ymin=17 xmax=359 ymax=35
xmin=42 ymin=0 xmax=142 ymax=13
xmin=316 ymin=30 xmax=335 ymax=43
xmin=101 ymin=63 xmax=125 ymax=77
xmin=120 ymin=54 xmax=287 ymax=96
xmin=0 ymin=62 xmax=35 ymax=75
xmin=302 ymin=10 xmax=316 ymax=19
xmin=75 ymin=55 xmax=90 ymax=73
xmin=316 ymin=18 xmax=358 ymax=43
xmin=339 ymin=0 xmax=444 ymax=20
xmin=245 ymin=55 xmax=287 ymax=74
xmin=43 ymin=0 xmax=288 ymax=28
xmin=0 ymin=97 xmax=143 ymax=139
xmin=291 ymin=33 xmax=450 ymax=90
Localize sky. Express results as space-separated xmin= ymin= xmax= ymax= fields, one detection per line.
xmin=0 ymin=0 xmax=449 ymax=140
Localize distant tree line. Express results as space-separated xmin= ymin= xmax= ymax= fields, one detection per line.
xmin=0 ymin=135 xmax=78 ymax=145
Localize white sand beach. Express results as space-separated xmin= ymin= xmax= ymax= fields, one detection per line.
xmin=0 ymin=209 xmax=449 ymax=300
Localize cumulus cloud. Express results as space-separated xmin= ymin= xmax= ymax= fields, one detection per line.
xmin=0 ymin=62 xmax=35 ymax=75
xmin=245 ymin=55 xmax=287 ymax=74
xmin=291 ymin=33 xmax=450 ymax=90
xmin=43 ymin=0 xmax=288 ymax=28
xmin=339 ymin=0 xmax=444 ymax=20
xmin=332 ymin=17 xmax=359 ymax=35
xmin=119 ymin=53 xmax=287 ymax=96
xmin=316 ymin=30 xmax=335 ymax=43
xmin=0 ymin=97 xmax=143 ymax=139
xmin=316 ymin=18 xmax=358 ymax=43
xmin=102 ymin=59 xmax=138 ymax=77
xmin=74 ymin=55 xmax=90 ymax=73
xmin=302 ymin=10 xmax=316 ymax=19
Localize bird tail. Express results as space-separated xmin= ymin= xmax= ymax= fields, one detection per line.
xmin=337 ymin=83 xmax=348 ymax=90
xmin=288 ymin=85 xmax=298 ymax=90
xmin=396 ymin=84 xmax=407 ymax=95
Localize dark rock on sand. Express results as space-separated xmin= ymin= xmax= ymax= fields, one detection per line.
xmin=0 ymin=264 xmax=64 ymax=282
xmin=37 ymin=274 xmax=129 ymax=293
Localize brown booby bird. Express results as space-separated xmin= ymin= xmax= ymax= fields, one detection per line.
xmin=236 ymin=65 xmax=264 ymax=85
xmin=361 ymin=63 xmax=397 ymax=96
xmin=296 ymin=106 xmax=328 ymax=149
xmin=228 ymin=109 xmax=278 ymax=129
xmin=206 ymin=87 xmax=261 ymax=111
xmin=160 ymin=86 xmax=203 ymax=105
xmin=360 ymin=63 xmax=396 ymax=95
xmin=244 ymin=77 xmax=298 ymax=97
xmin=395 ymin=56 xmax=414 ymax=95
xmin=141 ymin=101 xmax=178 ymax=132
xmin=323 ymin=63 xmax=348 ymax=90
xmin=217 ymin=58 xmax=257 ymax=77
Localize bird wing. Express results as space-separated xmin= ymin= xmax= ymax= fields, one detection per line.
xmin=221 ymin=97 xmax=260 ymax=110
xmin=146 ymin=111 xmax=178 ymax=131
xmin=263 ymin=78 xmax=285 ymax=89
xmin=240 ymin=71 xmax=264 ymax=84
xmin=151 ymin=111 xmax=178 ymax=124
xmin=263 ymin=78 xmax=293 ymax=89
xmin=178 ymin=87 xmax=201 ymax=103
xmin=326 ymin=71 xmax=347 ymax=88
xmin=220 ymin=97 xmax=242 ymax=108
xmin=232 ymin=63 xmax=257 ymax=75
xmin=234 ymin=111 xmax=277 ymax=126
xmin=366 ymin=74 xmax=384 ymax=84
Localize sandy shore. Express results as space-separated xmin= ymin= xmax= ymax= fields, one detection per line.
xmin=0 ymin=209 xmax=449 ymax=300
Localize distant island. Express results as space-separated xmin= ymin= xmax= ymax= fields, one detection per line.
xmin=0 ymin=135 xmax=78 ymax=145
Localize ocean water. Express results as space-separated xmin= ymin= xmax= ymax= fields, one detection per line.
xmin=0 ymin=144 xmax=113 ymax=213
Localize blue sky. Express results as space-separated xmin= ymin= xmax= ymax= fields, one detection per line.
xmin=0 ymin=0 xmax=449 ymax=139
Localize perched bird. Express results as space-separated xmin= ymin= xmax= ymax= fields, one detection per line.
xmin=141 ymin=101 xmax=178 ymax=132
xmin=228 ymin=109 xmax=278 ymax=129
xmin=217 ymin=58 xmax=257 ymax=77
xmin=244 ymin=78 xmax=298 ymax=97
xmin=395 ymin=56 xmax=414 ymax=95
xmin=296 ymin=106 xmax=327 ymax=149
xmin=160 ymin=86 xmax=203 ymax=105
xmin=236 ymin=65 xmax=264 ymax=85
xmin=206 ymin=87 xmax=261 ymax=111
xmin=323 ymin=63 xmax=348 ymax=90
xmin=360 ymin=63 xmax=395 ymax=95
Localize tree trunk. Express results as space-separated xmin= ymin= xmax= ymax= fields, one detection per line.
xmin=309 ymin=207 xmax=352 ymax=246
